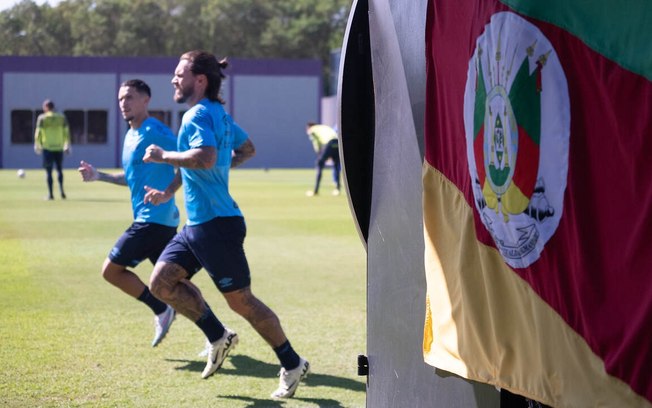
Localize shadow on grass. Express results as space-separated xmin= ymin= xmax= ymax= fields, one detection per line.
xmin=166 ymin=354 xmax=365 ymax=394
xmin=219 ymin=395 xmax=348 ymax=408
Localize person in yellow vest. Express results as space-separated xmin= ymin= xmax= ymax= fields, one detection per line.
xmin=34 ymin=99 xmax=71 ymax=200
xmin=305 ymin=122 xmax=341 ymax=196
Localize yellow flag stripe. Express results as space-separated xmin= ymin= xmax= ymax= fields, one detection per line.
xmin=422 ymin=163 xmax=648 ymax=407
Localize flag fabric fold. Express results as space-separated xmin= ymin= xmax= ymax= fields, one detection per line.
xmin=423 ymin=1 xmax=652 ymax=406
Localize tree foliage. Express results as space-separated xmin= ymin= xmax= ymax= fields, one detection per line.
xmin=0 ymin=0 xmax=350 ymax=89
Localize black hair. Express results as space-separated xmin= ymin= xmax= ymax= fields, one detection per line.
xmin=120 ymin=79 xmax=151 ymax=97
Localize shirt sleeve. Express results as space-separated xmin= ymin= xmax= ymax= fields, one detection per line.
xmin=187 ymin=106 xmax=216 ymax=149
xmin=34 ymin=115 xmax=44 ymax=145
xmin=62 ymin=115 xmax=71 ymax=144
xmin=308 ymin=131 xmax=320 ymax=152
xmin=232 ymin=121 xmax=249 ymax=148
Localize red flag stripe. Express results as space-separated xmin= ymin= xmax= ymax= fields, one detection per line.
xmin=425 ymin=0 xmax=652 ymax=401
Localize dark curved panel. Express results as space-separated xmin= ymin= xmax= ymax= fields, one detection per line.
xmin=339 ymin=0 xmax=375 ymax=245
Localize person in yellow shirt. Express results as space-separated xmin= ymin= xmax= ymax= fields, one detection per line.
xmin=34 ymin=99 xmax=71 ymax=200
xmin=305 ymin=122 xmax=341 ymax=196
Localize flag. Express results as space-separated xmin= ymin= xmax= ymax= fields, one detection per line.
xmin=423 ymin=1 xmax=652 ymax=406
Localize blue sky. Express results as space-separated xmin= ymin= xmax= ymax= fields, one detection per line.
xmin=0 ymin=0 xmax=62 ymax=11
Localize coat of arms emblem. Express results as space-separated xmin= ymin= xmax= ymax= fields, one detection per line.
xmin=464 ymin=12 xmax=570 ymax=268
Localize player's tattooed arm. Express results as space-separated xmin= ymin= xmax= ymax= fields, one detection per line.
xmin=143 ymin=170 xmax=181 ymax=205
xmin=231 ymin=139 xmax=256 ymax=168
xmin=78 ymin=160 xmax=126 ymax=186
xmin=164 ymin=170 xmax=183 ymax=195
xmin=144 ymin=144 xmax=216 ymax=169
xmin=97 ymin=172 xmax=127 ymax=185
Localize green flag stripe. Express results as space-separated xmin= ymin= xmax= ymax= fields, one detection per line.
xmin=499 ymin=0 xmax=652 ymax=81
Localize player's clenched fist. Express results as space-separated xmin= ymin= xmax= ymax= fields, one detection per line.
xmin=143 ymin=144 xmax=165 ymax=163
xmin=78 ymin=160 xmax=99 ymax=182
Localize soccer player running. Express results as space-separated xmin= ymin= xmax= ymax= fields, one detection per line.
xmin=142 ymin=50 xmax=309 ymax=399
xmin=78 ymin=79 xmax=179 ymax=347
xmin=34 ymin=99 xmax=71 ymax=200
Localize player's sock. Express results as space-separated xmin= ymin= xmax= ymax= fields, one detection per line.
xmin=47 ymin=175 xmax=54 ymax=199
xmin=196 ymin=307 xmax=226 ymax=343
xmin=137 ymin=287 xmax=167 ymax=315
xmin=274 ymin=340 xmax=301 ymax=370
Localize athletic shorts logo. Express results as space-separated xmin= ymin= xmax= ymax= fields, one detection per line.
xmin=218 ymin=277 xmax=233 ymax=289
xmin=463 ymin=12 xmax=570 ymax=268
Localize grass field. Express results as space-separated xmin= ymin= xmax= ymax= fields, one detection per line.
xmin=0 ymin=168 xmax=367 ymax=408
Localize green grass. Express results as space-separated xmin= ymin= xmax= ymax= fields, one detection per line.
xmin=0 ymin=168 xmax=366 ymax=408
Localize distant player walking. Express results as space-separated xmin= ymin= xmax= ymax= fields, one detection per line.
xmin=142 ymin=50 xmax=310 ymax=399
xmin=78 ymin=80 xmax=179 ymax=347
xmin=34 ymin=99 xmax=71 ymax=200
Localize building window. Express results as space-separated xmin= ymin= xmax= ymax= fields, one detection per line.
xmin=64 ymin=109 xmax=108 ymax=144
xmin=65 ymin=110 xmax=85 ymax=144
xmin=10 ymin=110 xmax=34 ymax=144
xmin=11 ymin=108 xmax=107 ymax=145
xmin=87 ymin=110 xmax=108 ymax=143
xmin=150 ymin=110 xmax=171 ymax=127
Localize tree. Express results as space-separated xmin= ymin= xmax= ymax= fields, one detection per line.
xmin=0 ymin=0 xmax=351 ymax=91
xmin=0 ymin=0 xmax=72 ymax=55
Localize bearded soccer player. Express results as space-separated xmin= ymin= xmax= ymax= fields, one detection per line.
xmin=142 ymin=50 xmax=310 ymax=399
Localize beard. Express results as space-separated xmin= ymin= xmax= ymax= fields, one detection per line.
xmin=174 ymin=83 xmax=194 ymax=103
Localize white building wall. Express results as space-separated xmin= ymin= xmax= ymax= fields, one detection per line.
xmin=232 ymin=75 xmax=320 ymax=168
xmin=2 ymin=72 xmax=117 ymax=169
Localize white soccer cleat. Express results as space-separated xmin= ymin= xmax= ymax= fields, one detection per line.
xmin=152 ymin=305 xmax=176 ymax=347
xmin=271 ymin=358 xmax=310 ymax=399
xmin=201 ymin=329 xmax=238 ymax=379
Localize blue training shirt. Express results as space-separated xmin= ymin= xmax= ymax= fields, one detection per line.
xmin=122 ymin=117 xmax=179 ymax=227
xmin=178 ymin=98 xmax=248 ymax=225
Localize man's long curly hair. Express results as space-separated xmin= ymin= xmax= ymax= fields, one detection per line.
xmin=180 ymin=50 xmax=228 ymax=105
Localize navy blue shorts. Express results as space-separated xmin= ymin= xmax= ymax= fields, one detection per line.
xmin=158 ymin=216 xmax=251 ymax=293
xmin=108 ymin=222 xmax=177 ymax=267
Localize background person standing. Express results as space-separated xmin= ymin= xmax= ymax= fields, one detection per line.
xmin=34 ymin=99 xmax=71 ymax=200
